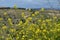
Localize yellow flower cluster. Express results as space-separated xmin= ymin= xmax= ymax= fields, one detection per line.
xmin=0 ymin=9 xmax=60 ymax=40
xmin=2 ymin=25 xmax=7 ymax=30
xmin=8 ymin=18 xmax=13 ymax=26
xmin=0 ymin=18 xmax=3 ymax=21
xmin=4 ymin=12 xmax=7 ymax=16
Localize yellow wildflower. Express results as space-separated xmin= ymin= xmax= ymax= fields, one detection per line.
xmin=32 ymin=14 xmax=35 ymax=16
xmin=38 ymin=19 xmax=41 ymax=22
xmin=10 ymin=28 xmax=16 ymax=32
xmin=22 ymin=35 xmax=25 ymax=38
xmin=18 ymin=21 xmax=23 ymax=25
xmin=24 ymin=20 xmax=29 ymax=25
xmin=4 ymin=12 xmax=7 ymax=16
xmin=28 ymin=24 xmax=35 ymax=31
xmin=48 ymin=38 xmax=50 ymax=40
xmin=37 ymin=39 xmax=41 ymax=40
xmin=41 ymin=8 xmax=45 ymax=11
xmin=14 ymin=4 xmax=17 ymax=9
xmin=50 ymin=29 xmax=53 ymax=32
xmin=36 ymin=29 xmax=41 ymax=33
xmin=21 ymin=37 xmax=24 ymax=40
xmin=57 ymin=29 xmax=60 ymax=31
xmin=1 ymin=36 xmax=4 ymax=38
xmin=43 ymin=29 xmax=47 ymax=32
xmin=29 ymin=39 xmax=33 ymax=40
xmin=8 ymin=18 xmax=12 ymax=21
xmin=24 ymin=16 xmax=26 ymax=19
xmin=8 ymin=18 xmax=13 ymax=26
xmin=26 ymin=31 xmax=29 ymax=34
xmin=44 ymin=35 xmax=47 ymax=39
xmin=2 ymin=25 xmax=7 ymax=29
xmin=19 ymin=31 xmax=21 ymax=34
xmin=0 ymin=18 xmax=3 ymax=21
xmin=7 ymin=34 xmax=10 ymax=36
xmin=27 ymin=17 xmax=32 ymax=21
xmin=6 ymin=38 xmax=9 ymax=40
xmin=53 ymin=16 xmax=57 ymax=19
xmin=16 ymin=36 xmax=19 ymax=40
xmin=45 ymin=19 xmax=52 ymax=22
xmin=35 ymin=11 xmax=39 ymax=15
xmin=28 ymin=8 xmax=31 ymax=11
xmin=57 ymin=24 xmax=60 ymax=26
xmin=8 ymin=21 xmax=13 ymax=26
xmin=22 ymin=12 xmax=25 ymax=17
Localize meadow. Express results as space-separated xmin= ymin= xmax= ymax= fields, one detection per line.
xmin=0 ymin=8 xmax=60 ymax=40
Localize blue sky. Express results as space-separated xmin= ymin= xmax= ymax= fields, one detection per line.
xmin=0 ymin=0 xmax=60 ymax=9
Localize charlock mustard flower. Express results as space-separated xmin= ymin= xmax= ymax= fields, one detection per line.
xmin=5 ymin=38 xmax=10 ymax=40
xmin=27 ymin=24 xmax=35 ymax=31
xmin=24 ymin=16 xmax=27 ymax=19
xmin=35 ymin=11 xmax=39 ymax=15
xmin=26 ymin=31 xmax=29 ymax=34
xmin=44 ymin=35 xmax=47 ymax=39
xmin=53 ymin=16 xmax=57 ymax=19
xmin=32 ymin=14 xmax=35 ymax=17
xmin=37 ymin=39 xmax=41 ymax=40
xmin=7 ymin=34 xmax=10 ymax=36
xmin=41 ymin=8 xmax=45 ymax=11
xmin=19 ymin=31 xmax=21 ymax=34
xmin=2 ymin=25 xmax=7 ymax=29
xmin=18 ymin=21 xmax=23 ymax=26
xmin=29 ymin=39 xmax=33 ymax=40
xmin=9 ymin=22 xmax=13 ymax=26
xmin=28 ymin=26 xmax=33 ymax=30
xmin=43 ymin=29 xmax=47 ymax=32
xmin=38 ymin=19 xmax=41 ymax=22
xmin=27 ymin=17 xmax=32 ymax=21
xmin=21 ymin=37 xmax=24 ymax=40
xmin=22 ymin=35 xmax=25 ymax=38
xmin=48 ymin=38 xmax=51 ymax=40
xmin=16 ymin=36 xmax=19 ymax=40
xmin=4 ymin=12 xmax=7 ymax=16
xmin=10 ymin=28 xmax=16 ymax=32
xmin=22 ymin=12 xmax=25 ymax=17
xmin=0 ymin=18 xmax=3 ymax=21
xmin=57 ymin=29 xmax=60 ymax=31
xmin=24 ymin=19 xmax=29 ymax=25
xmin=28 ymin=8 xmax=31 ymax=11
xmin=35 ymin=29 xmax=41 ymax=33
xmin=14 ymin=4 xmax=17 ymax=9
xmin=45 ymin=19 xmax=52 ymax=22
xmin=41 ymin=23 xmax=46 ymax=27
xmin=57 ymin=24 xmax=60 ymax=26
xmin=8 ymin=18 xmax=13 ymax=26
xmin=50 ymin=29 xmax=56 ymax=32
xmin=8 ymin=18 xmax=12 ymax=21
xmin=50 ymin=29 xmax=53 ymax=32
xmin=1 ymin=36 xmax=4 ymax=39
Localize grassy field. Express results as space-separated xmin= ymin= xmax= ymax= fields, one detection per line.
xmin=0 ymin=8 xmax=60 ymax=40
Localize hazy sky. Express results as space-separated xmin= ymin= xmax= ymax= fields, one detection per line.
xmin=0 ymin=0 xmax=60 ymax=9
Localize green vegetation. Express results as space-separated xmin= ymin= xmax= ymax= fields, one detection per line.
xmin=0 ymin=9 xmax=60 ymax=40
